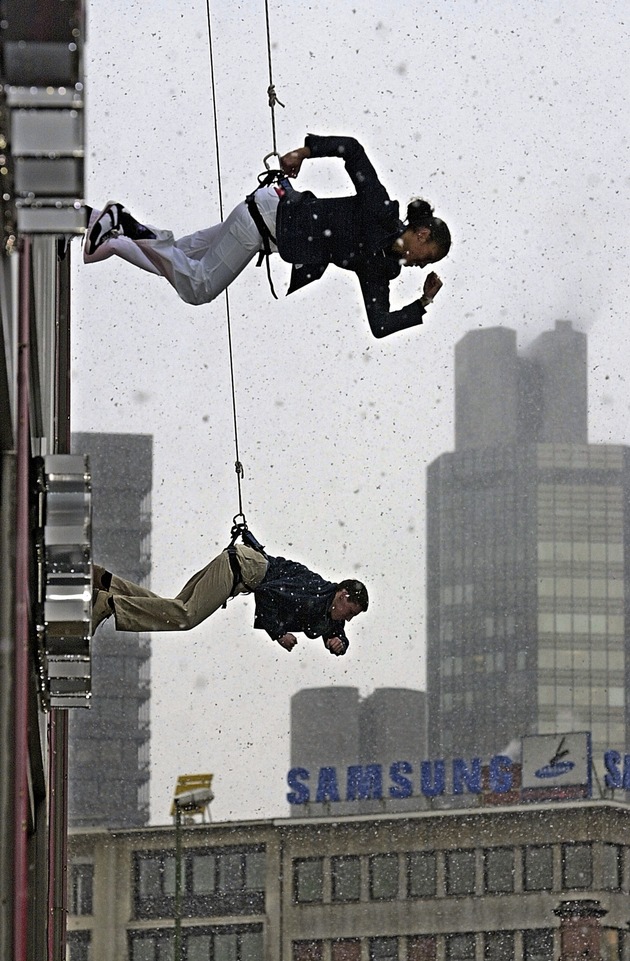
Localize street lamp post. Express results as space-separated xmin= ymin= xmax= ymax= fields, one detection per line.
xmin=170 ymin=775 xmax=214 ymax=961
xmin=174 ymin=804 xmax=183 ymax=961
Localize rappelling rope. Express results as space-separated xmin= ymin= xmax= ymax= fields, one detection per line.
xmin=204 ymin=0 xmax=245 ymax=519
xmin=263 ymin=0 xmax=285 ymax=158
xmin=203 ymin=0 xmax=284 ymax=523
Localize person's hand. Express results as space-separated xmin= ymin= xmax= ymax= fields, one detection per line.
xmin=325 ymin=636 xmax=346 ymax=656
xmin=277 ymin=633 xmax=298 ymax=651
xmin=280 ymin=146 xmax=310 ymax=178
xmin=420 ymin=271 xmax=442 ymax=307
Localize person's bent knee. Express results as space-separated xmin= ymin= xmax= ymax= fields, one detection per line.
xmin=172 ymin=282 xmax=219 ymax=307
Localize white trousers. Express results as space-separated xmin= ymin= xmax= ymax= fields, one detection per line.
xmin=83 ymin=186 xmax=281 ymax=305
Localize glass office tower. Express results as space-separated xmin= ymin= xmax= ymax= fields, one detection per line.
xmin=427 ymin=322 xmax=629 ymax=767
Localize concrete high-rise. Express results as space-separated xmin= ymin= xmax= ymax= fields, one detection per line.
xmin=68 ymin=432 xmax=153 ymax=828
xmin=427 ymin=321 xmax=629 ymax=769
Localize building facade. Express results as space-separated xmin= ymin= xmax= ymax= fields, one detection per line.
xmin=427 ymin=322 xmax=630 ymax=768
xmin=68 ymin=433 xmax=153 ymax=829
xmin=68 ymin=799 xmax=630 ymax=961
xmin=1 ymin=2 xmax=87 ymax=957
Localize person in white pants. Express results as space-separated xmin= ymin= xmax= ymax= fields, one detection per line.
xmin=83 ymin=184 xmax=281 ymax=306
xmin=83 ymin=135 xmax=451 ymax=339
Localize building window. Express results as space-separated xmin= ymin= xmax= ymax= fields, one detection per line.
xmin=369 ymin=937 xmax=399 ymax=961
xmin=293 ymin=943 xmax=323 ymax=961
xmin=484 ymin=931 xmax=515 ymax=961
xmin=562 ymin=843 xmax=592 ymax=889
xmin=130 ymin=926 xmax=262 ymax=961
xmin=523 ymin=929 xmax=553 ymax=961
xmin=135 ymin=848 xmax=265 ymax=919
xmin=129 ymin=931 xmax=174 ymax=961
xmin=66 ymin=931 xmax=91 ymax=961
xmin=369 ymin=854 xmax=399 ymax=900
xmin=331 ymin=940 xmax=361 ymax=961
xmin=192 ymin=854 xmax=216 ymax=894
xmin=68 ymin=862 xmax=94 ymax=916
xmin=332 ymin=856 xmax=361 ymax=902
xmin=445 ymin=850 xmax=476 ymax=896
xmin=407 ymin=851 xmax=437 ymax=898
xmin=523 ymin=846 xmax=553 ymax=892
xmin=445 ymin=933 xmax=475 ymax=961
xmin=137 ymin=852 xmax=176 ymax=901
xmin=294 ymin=858 xmax=324 ymax=904
xmin=484 ymin=848 xmax=514 ymax=893
xmin=601 ymin=844 xmax=622 ymax=891
xmin=407 ymin=936 xmax=436 ymax=961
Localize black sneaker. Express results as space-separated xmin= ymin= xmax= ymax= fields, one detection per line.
xmin=85 ymin=202 xmax=125 ymax=255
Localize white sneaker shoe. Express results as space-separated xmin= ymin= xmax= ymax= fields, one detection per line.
xmin=84 ymin=202 xmax=125 ymax=256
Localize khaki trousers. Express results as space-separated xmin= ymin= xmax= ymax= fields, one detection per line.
xmin=111 ymin=545 xmax=268 ymax=633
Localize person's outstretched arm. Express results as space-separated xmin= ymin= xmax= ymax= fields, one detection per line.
xmin=282 ymin=135 xmax=388 ymax=207
xmin=358 ymin=267 xmax=444 ymax=339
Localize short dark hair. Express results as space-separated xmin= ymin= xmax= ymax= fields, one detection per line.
xmin=337 ymin=579 xmax=369 ymax=612
xmin=406 ymin=197 xmax=451 ymax=256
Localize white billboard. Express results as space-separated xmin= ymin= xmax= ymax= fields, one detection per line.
xmin=521 ymin=732 xmax=592 ymax=798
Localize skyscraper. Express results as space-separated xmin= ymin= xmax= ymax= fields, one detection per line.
xmin=290 ymin=687 xmax=426 ymax=815
xmin=68 ymin=432 xmax=153 ymax=828
xmin=427 ymin=321 xmax=628 ymax=770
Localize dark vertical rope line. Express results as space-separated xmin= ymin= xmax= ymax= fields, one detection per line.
xmin=264 ymin=0 xmax=278 ymax=155
xmin=204 ymin=0 xmax=244 ymax=519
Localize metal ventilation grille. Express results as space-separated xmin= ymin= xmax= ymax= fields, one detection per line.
xmin=36 ymin=454 xmax=92 ymax=708
xmin=1 ymin=0 xmax=86 ymax=236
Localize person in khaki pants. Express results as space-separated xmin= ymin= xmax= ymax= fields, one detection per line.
xmin=92 ymin=544 xmax=368 ymax=657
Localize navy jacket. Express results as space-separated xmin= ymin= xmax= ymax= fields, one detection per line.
xmin=275 ymin=134 xmax=427 ymax=338
xmin=253 ymin=555 xmax=349 ymax=654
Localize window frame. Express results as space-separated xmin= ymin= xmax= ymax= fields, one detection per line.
xmin=369 ymin=853 xmax=399 ymax=901
xmin=293 ymin=857 xmax=324 ymax=905
xmin=407 ymin=851 xmax=438 ymax=899
xmin=561 ymin=842 xmax=592 ymax=890
xmin=445 ymin=849 xmax=476 ymax=896
xmin=483 ymin=847 xmax=515 ymax=894
xmin=523 ymin=845 xmax=553 ymax=893
xmin=331 ymin=855 xmax=362 ymax=903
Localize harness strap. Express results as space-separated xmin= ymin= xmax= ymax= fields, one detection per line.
xmin=226 ymin=545 xmax=244 ymax=600
xmin=222 ymin=521 xmax=268 ymax=608
xmin=245 ymin=190 xmax=278 ymax=300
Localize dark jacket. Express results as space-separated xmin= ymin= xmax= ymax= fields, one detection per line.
xmin=275 ymin=134 xmax=427 ymax=339
xmin=253 ymin=555 xmax=349 ymax=654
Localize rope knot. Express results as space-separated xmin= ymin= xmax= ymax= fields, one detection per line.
xmin=267 ymin=84 xmax=285 ymax=109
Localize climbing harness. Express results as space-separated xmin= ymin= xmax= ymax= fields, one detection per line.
xmin=223 ymin=515 xmax=268 ymax=604
xmin=245 ymin=169 xmax=292 ymax=300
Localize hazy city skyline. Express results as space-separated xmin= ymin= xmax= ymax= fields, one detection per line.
xmin=71 ymin=0 xmax=630 ymax=822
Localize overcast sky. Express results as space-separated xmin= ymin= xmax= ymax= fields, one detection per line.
xmin=71 ymin=0 xmax=630 ymax=823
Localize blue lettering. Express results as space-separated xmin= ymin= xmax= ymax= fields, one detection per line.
xmin=453 ymin=758 xmax=481 ymax=795
xmin=389 ymin=761 xmax=413 ymax=799
xmin=287 ymin=767 xmax=310 ymax=805
xmin=604 ymin=750 xmax=621 ymax=789
xmin=489 ymin=755 xmax=513 ymax=793
xmin=346 ymin=765 xmax=383 ymax=802
xmin=316 ymin=766 xmax=341 ymax=803
xmin=421 ymin=759 xmax=445 ymax=797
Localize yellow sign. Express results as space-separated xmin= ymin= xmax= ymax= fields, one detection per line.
xmin=170 ymin=774 xmax=214 ymax=817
